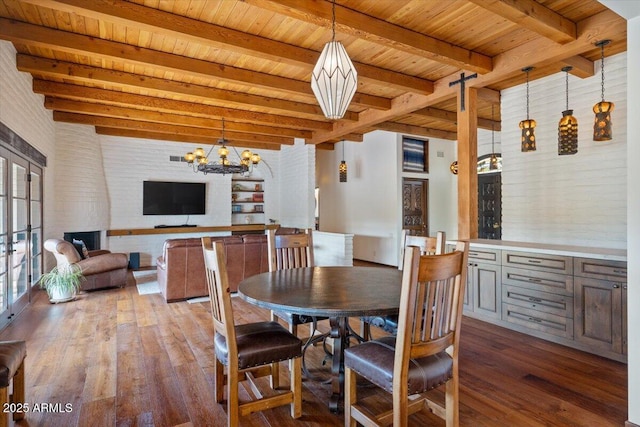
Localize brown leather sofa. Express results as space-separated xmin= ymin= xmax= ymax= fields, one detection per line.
xmin=44 ymin=238 xmax=129 ymax=291
xmin=156 ymin=234 xmax=270 ymax=302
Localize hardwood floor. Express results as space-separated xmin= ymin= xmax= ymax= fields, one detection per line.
xmin=0 ymin=272 xmax=627 ymax=426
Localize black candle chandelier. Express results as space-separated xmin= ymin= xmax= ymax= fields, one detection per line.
xmin=184 ymin=119 xmax=261 ymax=175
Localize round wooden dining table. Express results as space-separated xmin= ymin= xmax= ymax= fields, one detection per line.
xmin=238 ymin=266 xmax=403 ymax=412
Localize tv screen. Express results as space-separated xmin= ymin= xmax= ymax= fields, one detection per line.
xmin=143 ymin=181 xmax=206 ymax=215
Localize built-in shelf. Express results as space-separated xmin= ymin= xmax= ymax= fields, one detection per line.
xmin=232 ymin=177 xmax=264 ymax=226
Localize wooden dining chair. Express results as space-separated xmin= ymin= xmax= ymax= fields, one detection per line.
xmin=267 ymin=228 xmax=328 ymax=337
xmin=345 ymin=241 xmax=468 ymax=427
xmin=202 ymin=237 xmax=303 ymax=426
xmin=360 ymin=230 xmax=446 ymax=340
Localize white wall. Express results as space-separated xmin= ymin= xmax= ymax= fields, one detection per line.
xmin=500 ymin=53 xmax=627 ymax=249
xmin=316 ymin=130 xmax=458 ymax=265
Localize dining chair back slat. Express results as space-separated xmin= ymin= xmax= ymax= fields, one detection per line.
xmin=202 ymin=237 xmax=303 ymax=426
xmin=202 ymin=237 xmax=236 ymax=351
xmin=345 ymin=241 xmax=468 ymax=426
xmin=271 ymin=233 xmax=314 ymax=271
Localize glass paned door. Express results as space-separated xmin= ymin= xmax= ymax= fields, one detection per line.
xmin=30 ymin=166 xmax=43 ymax=286
xmin=10 ymin=156 xmax=30 ymax=316
xmin=0 ymin=150 xmax=7 ymax=326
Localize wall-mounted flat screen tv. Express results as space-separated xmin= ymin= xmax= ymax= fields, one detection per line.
xmin=143 ymin=181 xmax=206 ymax=215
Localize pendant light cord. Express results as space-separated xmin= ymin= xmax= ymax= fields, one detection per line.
xmin=600 ymin=42 xmax=606 ymax=102
xmin=331 ymin=0 xmax=336 ymax=42
xmin=566 ymin=70 xmax=569 ymax=110
xmin=525 ymin=69 xmax=530 ymax=119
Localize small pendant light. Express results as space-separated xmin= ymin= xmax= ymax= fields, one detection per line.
xmin=339 ymin=140 xmax=347 ymax=182
xmin=519 ymin=67 xmax=536 ymax=152
xmin=593 ymin=40 xmax=614 ymax=141
xmin=558 ymin=66 xmax=578 ymax=155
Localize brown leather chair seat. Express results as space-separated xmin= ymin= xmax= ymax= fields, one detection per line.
xmin=0 ymin=340 xmax=27 ymax=426
xmin=214 ymin=321 xmax=302 ymax=369
xmin=344 ymin=336 xmax=452 ymax=394
xmin=0 ymin=341 xmax=26 ymax=387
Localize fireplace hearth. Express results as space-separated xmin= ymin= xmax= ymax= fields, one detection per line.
xmin=63 ymin=231 xmax=101 ymax=250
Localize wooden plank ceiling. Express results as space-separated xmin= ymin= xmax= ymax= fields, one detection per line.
xmin=0 ymin=0 xmax=628 ymax=151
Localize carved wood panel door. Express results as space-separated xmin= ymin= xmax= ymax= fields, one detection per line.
xmin=478 ymin=173 xmax=501 ymax=239
xmin=402 ymin=178 xmax=428 ymax=236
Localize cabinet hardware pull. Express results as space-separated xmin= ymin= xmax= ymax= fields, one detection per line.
xmin=528 ymin=278 xmax=542 ymax=283
xmin=528 ymin=317 xmax=542 ymax=323
xmin=613 ymin=269 xmax=626 ymax=274
xmin=527 ymin=259 xmax=542 ymax=263
xmin=612 ymin=284 xmax=620 ymax=289
xmin=528 ymin=297 xmax=542 ymax=303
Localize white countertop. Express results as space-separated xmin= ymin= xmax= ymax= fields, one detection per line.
xmin=447 ymin=239 xmax=627 ymax=262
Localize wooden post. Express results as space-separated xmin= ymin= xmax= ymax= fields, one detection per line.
xmin=457 ymin=86 xmax=478 ymax=239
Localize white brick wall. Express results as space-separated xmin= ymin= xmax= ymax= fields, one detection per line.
xmin=0 ymin=41 xmax=57 ymax=268
xmin=277 ymin=140 xmax=315 ymax=228
xmin=0 ymin=42 xmax=54 ymax=158
xmin=99 ymin=135 xmax=285 ymax=265
xmin=52 ymin=123 xmax=109 ymax=238
xmin=501 ymin=52 xmax=627 ymax=249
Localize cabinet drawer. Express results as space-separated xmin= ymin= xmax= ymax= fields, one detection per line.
xmin=468 ymin=247 xmax=500 ymax=265
xmin=502 ymin=303 xmax=574 ymax=339
xmin=502 ymin=251 xmax=572 ymax=275
xmin=502 ymin=285 xmax=573 ymax=318
xmin=502 ymin=266 xmax=573 ymax=296
xmin=574 ymin=257 xmax=627 ymax=281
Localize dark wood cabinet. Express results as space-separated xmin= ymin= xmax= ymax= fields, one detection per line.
xmin=461 ymin=242 xmax=627 ymax=362
xmin=573 ymin=257 xmax=627 ymax=355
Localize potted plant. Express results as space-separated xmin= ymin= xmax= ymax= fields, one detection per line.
xmin=39 ymin=264 xmax=85 ymax=303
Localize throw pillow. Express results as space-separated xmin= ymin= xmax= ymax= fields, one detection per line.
xmin=72 ymin=239 xmax=90 ymax=259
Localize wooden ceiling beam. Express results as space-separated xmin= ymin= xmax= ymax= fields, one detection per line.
xmin=52 ymin=112 xmax=294 ymax=145
xmin=16 ymin=55 xmax=361 ymax=121
xmin=560 ymin=56 xmax=596 ymax=78
xmin=19 ymin=0 xmax=433 ymax=95
xmin=477 ymin=88 xmax=501 ymax=104
xmin=308 ymin=9 xmax=625 ymax=143
xmin=95 ymin=127 xmax=282 ymax=150
xmin=44 ymin=97 xmax=314 ymax=139
xmin=52 ymin=111 xmax=308 ymax=139
xmin=0 ymin=17 xmax=388 ymax=110
xmin=375 ymin=122 xmax=457 ymax=141
xmin=244 ymin=0 xmax=492 ymax=74
xmin=467 ymin=0 xmax=577 ymax=44
xmin=33 ymin=80 xmax=331 ymax=131
xmin=411 ymin=107 xmax=501 ymax=131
